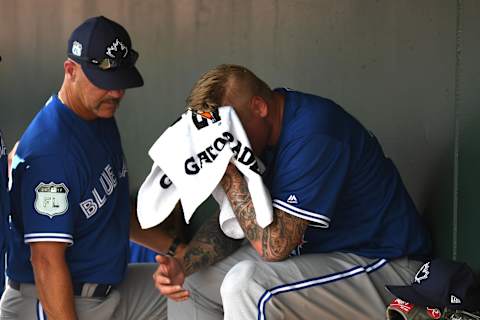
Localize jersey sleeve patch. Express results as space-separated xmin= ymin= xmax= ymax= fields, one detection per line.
xmin=34 ymin=182 xmax=69 ymax=218
xmin=24 ymin=232 xmax=73 ymax=245
xmin=273 ymin=199 xmax=330 ymax=228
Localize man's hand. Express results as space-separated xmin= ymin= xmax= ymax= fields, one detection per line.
xmin=153 ymin=255 xmax=189 ymax=301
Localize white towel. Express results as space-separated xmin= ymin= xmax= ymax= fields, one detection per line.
xmin=137 ymin=106 xmax=273 ymax=239
xmin=137 ymin=165 xmax=179 ymax=228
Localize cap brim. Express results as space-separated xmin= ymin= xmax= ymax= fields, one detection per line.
xmin=82 ymin=64 xmax=144 ymax=90
xmin=386 ymin=285 xmax=441 ymax=308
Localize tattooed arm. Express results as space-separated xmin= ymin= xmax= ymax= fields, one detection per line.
xmin=153 ymin=209 xmax=242 ymax=301
xmin=153 ymin=164 xmax=304 ymax=300
xmin=220 ymin=164 xmax=309 ymax=262
xmin=181 ymin=210 xmax=243 ymax=276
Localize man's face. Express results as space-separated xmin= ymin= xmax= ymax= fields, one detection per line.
xmin=74 ymin=65 xmax=125 ymax=119
xmin=224 ymin=95 xmax=269 ymax=156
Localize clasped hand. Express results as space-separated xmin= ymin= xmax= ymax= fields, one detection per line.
xmin=153 ymin=254 xmax=189 ymax=301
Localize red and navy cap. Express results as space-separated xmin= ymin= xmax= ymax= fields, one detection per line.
xmin=386 ymin=258 xmax=480 ymax=312
xmin=67 ymin=16 xmax=143 ymax=90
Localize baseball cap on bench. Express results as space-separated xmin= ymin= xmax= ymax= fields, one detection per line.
xmin=386 ymin=258 xmax=480 ymax=312
xmin=67 ymin=16 xmax=143 ymax=90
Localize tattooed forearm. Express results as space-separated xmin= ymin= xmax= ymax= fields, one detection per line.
xmin=262 ymin=209 xmax=308 ymax=260
xmin=182 ymin=211 xmax=242 ymax=276
xmin=221 ymin=173 xmax=262 ymax=241
xmin=221 ymin=166 xmax=309 ymax=261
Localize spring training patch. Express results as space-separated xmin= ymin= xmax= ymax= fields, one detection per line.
xmin=34 ymin=182 xmax=69 ymax=218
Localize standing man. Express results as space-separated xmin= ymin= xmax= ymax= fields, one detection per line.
xmin=0 ymin=129 xmax=9 ymax=298
xmin=154 ymin=64 xmax=432 ymax=319
xmin=0 ymin=16 xmax=168 ymax=320
xmin=0 ymin=55 xmax=10 ymax=299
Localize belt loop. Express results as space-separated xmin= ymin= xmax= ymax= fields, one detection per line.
xmin=8 ymin=279 xmax=20 ymax=290
xmin=80 ymin=283 xmax=98 ymax=297
xmin=79 ymin=283 xmax=112 ymax=297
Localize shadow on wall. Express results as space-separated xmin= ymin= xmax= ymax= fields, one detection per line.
xmin=422 ymin=146 xmax=454 ymax=262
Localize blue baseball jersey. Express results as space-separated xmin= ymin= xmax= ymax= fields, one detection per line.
xmin=262 ymin=88 xmax=431 ymax=259
xmin=8 ymin=95 xmax=130 ymax=285
xmin=0 ymin=131 xmax=9 ymax=296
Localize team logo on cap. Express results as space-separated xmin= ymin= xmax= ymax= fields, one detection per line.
xmin=414 ymin=262 xmax=430 ymax=284
xmin=34 ymin=182 xmax=69 ymax=218
xmin=106 ymin=38 xmax=128 ymax=59
xmin=72 ymin=41 xmax=83 ymax=57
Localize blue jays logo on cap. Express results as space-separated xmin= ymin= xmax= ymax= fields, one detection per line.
xmin=106 ymin=39 xmax=128 ymax=59
xmin=414 ymin=261 xmax=430 ymax=283
xmin=67 ymin=16 xmax=143 ymax=90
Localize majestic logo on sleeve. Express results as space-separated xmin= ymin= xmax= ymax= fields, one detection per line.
xmin=106 ymin=39 xmax=128 ymax=59
xmin=287 ymin=194 xmax=298 ymax=204
xmin=34 ymin=182 xmax=69 ymax=218
xmin=414 ymin=262 xmax=430 ymax=284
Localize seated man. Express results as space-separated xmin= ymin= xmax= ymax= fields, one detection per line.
xmin=154 ymin=64 xmax=431 ymax=320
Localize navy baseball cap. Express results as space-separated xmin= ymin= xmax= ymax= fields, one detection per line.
xmin=67 ymin=16 xmax=143 ymax=90
xmin=386 ymin=258 xmax=480 ymax=311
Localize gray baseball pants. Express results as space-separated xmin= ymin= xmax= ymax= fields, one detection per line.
xmin=0 ymin=263 xmax=166 ymax=320
xmin=168 ymin=245 xmax=422 ymax=320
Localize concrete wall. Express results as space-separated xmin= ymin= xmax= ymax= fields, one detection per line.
xmin=0 ymin=0 xmax=477 ymax=268
xmin=455 ymin=0 xmax=480 ymax=269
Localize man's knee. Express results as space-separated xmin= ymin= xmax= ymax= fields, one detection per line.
xmin=220 ymin=260 xmax=260 ymax=298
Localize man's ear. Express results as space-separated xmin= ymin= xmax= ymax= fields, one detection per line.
xmin=64 ymin=59 xmax=77 ymax=81
xmin=251 ymin=96 xmax=268 ymax=118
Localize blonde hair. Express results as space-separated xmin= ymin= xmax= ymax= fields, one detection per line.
xmin=186 ymin=64 xmax=272 ymax=112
